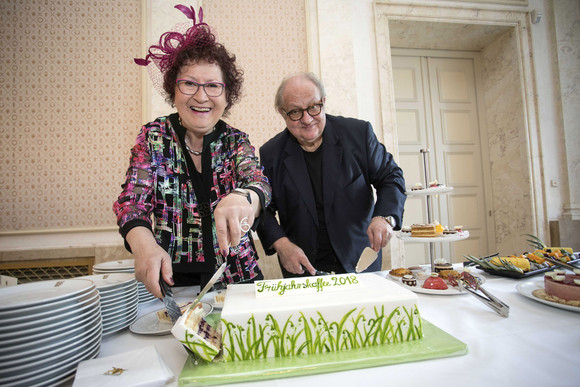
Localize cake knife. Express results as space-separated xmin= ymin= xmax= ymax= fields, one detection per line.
xmin=188 ymin=262 xmax=227 ymax=311
xmin=355 ymin=247 xmax=379 ymax=273
xmin=159 ymin=276 xmax=182 ymax=324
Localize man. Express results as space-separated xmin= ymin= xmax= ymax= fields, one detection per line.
xmin=257 ymin=72 xmax=406 ymax=277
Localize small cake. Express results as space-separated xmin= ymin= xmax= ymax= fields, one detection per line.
xmin=411 ymin=224 xmax=436 ymax=237
xmin=428 ymin=180 xmax=444 ymax=188
xmin=390 ymin=267 xmax=412 ymax=277
xmin=401 ymin=226 xmax=412 ymax=233
xmin=433 ymin=259 xmax=453 ymax=273
xmin=156 ymin=302 xmax=194 ymax=322
xmin=411 ymin=182 xmax=425 ymax=191
xmin=422 ymin=273 xmax=448 ymax=290
xmin=543 ymin=273 xmax=580 ymax=302
xmin=402 ymin=274 xmax=417 ymax=287
xmin=438 ymin=269 xmax=460 ymax=280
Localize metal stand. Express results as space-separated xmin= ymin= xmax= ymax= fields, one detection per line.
xmin=420 ymin=149 xmax=435 ymax=272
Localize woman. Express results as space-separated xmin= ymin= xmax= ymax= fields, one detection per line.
xmin=113 ymin=5 xmax=271 ymax=298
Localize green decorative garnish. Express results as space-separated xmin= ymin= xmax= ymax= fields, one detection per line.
xmin=221 ymin=305 xmax=422 ymax=362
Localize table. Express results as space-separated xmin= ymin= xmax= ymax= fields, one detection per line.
xmin=95 ymin=268 xmax=580 ymax=387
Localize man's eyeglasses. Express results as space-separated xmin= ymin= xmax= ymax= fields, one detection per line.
xmin=282 ymin=102 xmax=324 ymax=121
xmin=176 ymin=79 xmax=225 ymax=97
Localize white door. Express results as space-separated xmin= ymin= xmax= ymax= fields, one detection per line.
xmin=393 ymin=52 xmax=496 ymax=266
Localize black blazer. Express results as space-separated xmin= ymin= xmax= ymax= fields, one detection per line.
xmin=257 ymin=114 xmax=406 ymax=273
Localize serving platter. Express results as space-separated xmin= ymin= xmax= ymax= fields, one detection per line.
xmin=397 ymin=231 xmax=469 ymax=243
xmin=478 ymin=255 xmax=580 ymax=279
xmin=130 ymin=302 xmax=213 ymax=335
xmin=178 ymin=319 xmax=467 ymax=385
xmin=387 ymin=271 xmax=485 ymax=296
xmin=405 ymin=186 xmax=454 ymax=196
xmin=516 ymin=279 xmax=580 ymax=313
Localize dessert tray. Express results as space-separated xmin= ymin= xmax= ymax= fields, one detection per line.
xmin=477 ymin=255 xmax=580 ymax=279
xmin=405 ymin=186 xmax=454 ymax=196
xmin=387 ymin=271 xmax=485 ymax=295
xmin=178 ymin=318 xmax=467 ymax=385
xmin=130 ymin=302 xmax=213 ymax=335
xmin=516 ymin=279 xmax=580 ymax=313
xmin=397 ymin=230 xmax=469 ymax=243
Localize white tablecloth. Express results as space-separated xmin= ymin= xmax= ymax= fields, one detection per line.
xmin=95 ymin=269 xmax=580 ymax=387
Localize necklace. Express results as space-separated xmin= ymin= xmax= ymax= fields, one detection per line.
xmin=184 ymin=142 xmax=202 ymax=156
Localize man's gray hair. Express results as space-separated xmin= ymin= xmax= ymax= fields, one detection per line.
xmin=274 ymin=72 xmax=326 ymax=111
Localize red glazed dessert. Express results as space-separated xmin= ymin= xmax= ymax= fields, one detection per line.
xmin=544 ymin=273 xmax=580 ymax=301
xmin=423 ymin=273 xmax=448 ymax=290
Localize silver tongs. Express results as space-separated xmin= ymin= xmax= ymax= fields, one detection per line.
xmin=449 ymin=272 xmax=510 ymax=318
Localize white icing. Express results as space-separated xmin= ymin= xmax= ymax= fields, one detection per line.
xmin=221 ymin=273 xmax=421 ymax=361
xmin=553 ymin=275 xmax=565 ymax=282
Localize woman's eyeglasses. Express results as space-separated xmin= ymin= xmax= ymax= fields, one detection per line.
xmin=176 ymin=80 xmax=225 ymax=97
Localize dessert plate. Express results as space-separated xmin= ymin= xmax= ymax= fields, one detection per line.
xmin=388 ymin=272 xmax=485 ymax=295
xmin=397 ymin=231 xmax=469 ymax=243
xmin=130 ymin=302 xmax=213 ymax=335
xmin=405 ymin=186 xmax=454 ymax=195
xmin=516 ymin=279 xmax=580 ymax=313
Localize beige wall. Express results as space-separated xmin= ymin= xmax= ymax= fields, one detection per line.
xmin=0 ymin=0 xmax=142 ymax=233
xmin=0 ymin=0 xmax=306 ymax=236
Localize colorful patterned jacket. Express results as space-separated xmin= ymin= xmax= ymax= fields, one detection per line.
xmin=113 ymin=113 xmax=271 ymax=284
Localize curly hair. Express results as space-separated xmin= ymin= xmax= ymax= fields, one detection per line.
xmin=163 ymin=43 xmax=244 ymax=114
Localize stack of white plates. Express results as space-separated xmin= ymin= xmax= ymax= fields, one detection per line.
xmin=93 ymin=259 xmax=156 ymax=303
xmin=77 ymin=273 xmax=139 ymax=336
xmin=0 ymin=279 xmax=102 ymax=387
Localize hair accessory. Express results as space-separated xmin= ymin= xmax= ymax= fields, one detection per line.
xmin=134 ymin=5 xmax=216 ymax=97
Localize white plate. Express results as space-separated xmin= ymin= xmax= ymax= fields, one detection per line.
xmin=0 ymin=290 xmax=101 ymax=333
xmin=130 ymin=302 xmax=213 ymax=336
xmin=397 ymin=230 xmax=469 ymax=243
xmin=516 ymin=279 xmax=580 ymax=313
xmin=0 ymin=296 xmax=101 ymax=343
xmin=0 ymin=286 xmax=97 ymax=319
xmin=92 ymin=259 xmax=135 ymax=271
xmin=1 ymin=316 xmax=102 ymax=366
xmin=388 ymin=271 xmax=486 ymax=295
xmin=0 ymin=279 xmax=95 ymax=311
xmin=77 ymin=273 xmax=135 ymax=291
xmin=0 ymin=309 xmax=101 ymax=358
xmin=405 ymin=186 xmax=454 ymax=196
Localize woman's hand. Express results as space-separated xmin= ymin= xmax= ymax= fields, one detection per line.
xmin=214 ymin=189 xmax=259 ymax=257
xmin=126 ymin=226 xmax=173 ymax=299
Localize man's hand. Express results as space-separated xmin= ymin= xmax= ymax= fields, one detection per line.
xmin=367 ymin=216 xmax=394 ymax=252
xmin=273 ymin=237 xmax=316 ymax=275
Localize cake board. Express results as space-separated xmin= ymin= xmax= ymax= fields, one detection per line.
xmin=178 ymin=318 xmax=467 ymax=385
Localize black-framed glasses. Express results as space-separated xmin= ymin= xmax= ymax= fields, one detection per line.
xmin=282 ymin=102 xmax=324 ymax=121
xmin=176 ymin=79 xmax=226 ymax=97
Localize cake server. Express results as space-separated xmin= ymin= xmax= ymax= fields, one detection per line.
xmin=355 ymin=247 xmax=379 ymax=273
xmin=159 ymin=277 xmax=182 ymax=324
xmin=188 ymin=262 xmax=227 ymax=311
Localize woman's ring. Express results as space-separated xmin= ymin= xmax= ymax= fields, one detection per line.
xmin=239 ymin=217 xmax=251 ymax=233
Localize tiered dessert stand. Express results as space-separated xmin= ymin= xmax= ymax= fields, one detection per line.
xmin=397 ymin=149 xmax=469 ymax=272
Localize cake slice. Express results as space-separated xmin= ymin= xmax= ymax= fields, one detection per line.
xmin=171 ymin=305 xmax=222 ymax=362
xmin=411 ymin=224 xmax=436 ymax=237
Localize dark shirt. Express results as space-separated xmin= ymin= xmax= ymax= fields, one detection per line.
xmin=303 ymin=146 xmax=346 ymax=274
